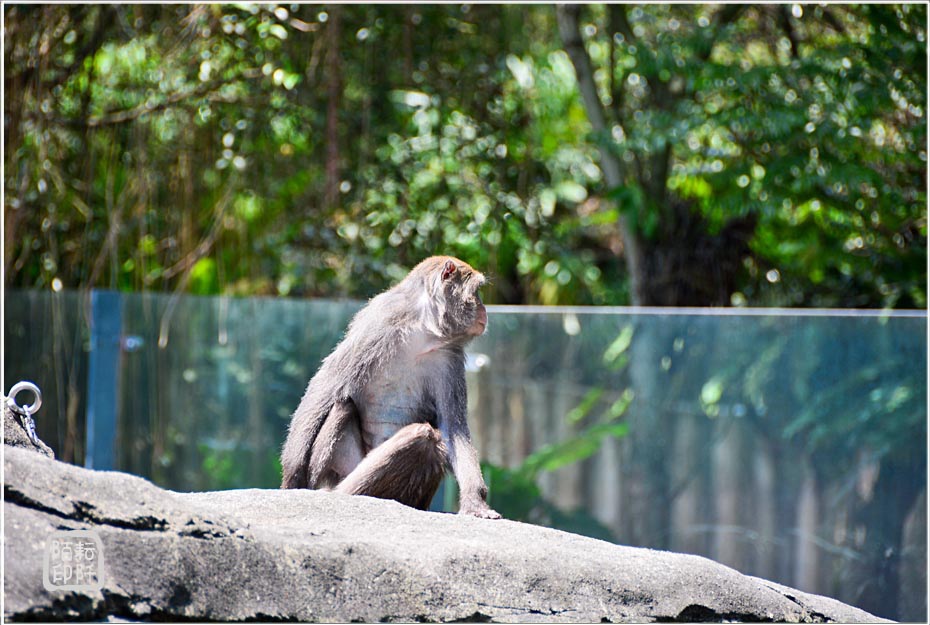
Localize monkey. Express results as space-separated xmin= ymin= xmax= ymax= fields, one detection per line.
xmin=281 ymin=256 xmax=501 ymax=519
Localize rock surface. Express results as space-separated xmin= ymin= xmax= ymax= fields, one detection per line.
xmin=3 ymin=399 xmax=54 ymax=458
xmin=4 ymin=444 xmax=888 ymax=623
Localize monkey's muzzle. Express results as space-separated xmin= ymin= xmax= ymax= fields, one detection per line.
xmin=471 ymin=304 xmax=488 ymax=336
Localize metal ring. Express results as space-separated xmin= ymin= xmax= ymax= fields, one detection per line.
xmin=8 ymin=381 xmax=42 ymax=415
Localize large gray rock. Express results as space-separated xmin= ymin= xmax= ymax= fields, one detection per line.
xmin=3 ymin=445 xmax=887 ymax=623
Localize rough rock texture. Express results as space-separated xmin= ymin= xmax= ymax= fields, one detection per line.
xmin=4 ymin=445 xmax=888 ymax=623
xmin=3 ymin=399 xmax=54 ymax=458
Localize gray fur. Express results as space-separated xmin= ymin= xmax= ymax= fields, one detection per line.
xmin=281 ymin=256 xmax=500 ymax=518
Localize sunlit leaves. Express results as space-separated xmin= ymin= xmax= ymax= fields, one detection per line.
xmin=589 ymin=4 xmax=926 ymax=307
xmin=189 ymin=258 xmax=218 ymax=294
xmin=5 ymin=4 xmax=924 ymax=308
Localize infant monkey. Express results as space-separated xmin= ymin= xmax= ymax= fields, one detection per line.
xmin=281 ymin=256 xmax=501 ymax=519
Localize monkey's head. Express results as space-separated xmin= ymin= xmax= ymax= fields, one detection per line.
xmin=411 ymin=256 xmax=488 ymax=341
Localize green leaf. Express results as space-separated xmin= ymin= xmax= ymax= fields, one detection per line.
xmin=701 ymin=376 xmax=725 ymax=406
xmin=567 ymin=388 xmax=604 ymax=424
xmin=603 ymin=325 xmax=634 ymax=368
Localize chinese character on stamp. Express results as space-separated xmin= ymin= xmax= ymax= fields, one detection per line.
xmin=43 ymin=530 xmax=104 ymax=592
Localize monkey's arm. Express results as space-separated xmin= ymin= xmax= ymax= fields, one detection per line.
xmin=438 ymin=375 xmax=502 ymax=519
xmin=446 ymin=430 xmax=501 ymax=519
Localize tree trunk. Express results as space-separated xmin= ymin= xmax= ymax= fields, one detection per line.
xmin=850 ymin=455 xmax=924 ymax=620
xmin=556 ymin=4 xmax=644 ymax=305
xmin=403 ymin=6 xmax=414 ymax=85
xmin=556 ymin=5 xmax=756 ymax=308
xmin=323 ymin=6 xmax=343 ymax=211
xmin=639 ymin=201 xmax=757 ymax=306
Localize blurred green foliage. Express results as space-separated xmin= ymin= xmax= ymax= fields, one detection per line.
xmin=483 ymin=462 xmax=617 ymax=543
xmin=481 ymin=319 xmax=638 ymax=542
xmin=4 ymin=4 xmax=925 ymax=307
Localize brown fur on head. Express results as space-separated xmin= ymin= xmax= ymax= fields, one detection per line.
xmin=407 ymin=256 xmax=487 ymax=340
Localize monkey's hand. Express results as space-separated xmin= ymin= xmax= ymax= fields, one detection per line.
xmin=459 ymin=501 xmax=502 ymax=519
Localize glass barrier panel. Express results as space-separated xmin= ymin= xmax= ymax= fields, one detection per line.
xmin=4 ymin=290 xmax=88 ymax=462
xmin=4 ymin=290 xmax=926 ymax=621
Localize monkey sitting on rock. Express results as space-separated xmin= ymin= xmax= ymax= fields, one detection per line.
xmin=281 ymin=256 xmax=501 ymax=519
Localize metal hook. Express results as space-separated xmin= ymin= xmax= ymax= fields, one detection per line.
xmin=7 ymin=381 xmax=42 ymax=416
xmin=6 ymin=381 xmax=42 ymax=445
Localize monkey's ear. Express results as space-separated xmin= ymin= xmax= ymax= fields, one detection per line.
xmin=441 ymin=259 xmax=457 ymax=281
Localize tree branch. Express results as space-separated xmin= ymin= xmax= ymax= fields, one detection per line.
xmin=556 ymin=4 xmax=644 ymax=305
xmin=85 ymin=80 xmax=227 ymax=127
xmin=697 ymin=4 xmax=745 ymax=62
xmin=323 ymin=5 xmax=343 ymax=210
xmin=777 ymin=5 xmax=801 ymax=59
xmin=607 ymin=4 xmax=629 ymax=118
xmin=611 ymin=4 xmax=637 ymax=45
xmin=62 ymin=73 xmax=259 ymax=128
xmin=4 ymin=6 xmax=112 ymax=95
xmin=556 ymin=4 xmax=620 ymax=188
xmin=161 ymin=186 xmax=234 ymax=281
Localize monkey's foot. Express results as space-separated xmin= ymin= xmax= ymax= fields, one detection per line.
xmin=459 ymin=506 xmax=502 ymax=520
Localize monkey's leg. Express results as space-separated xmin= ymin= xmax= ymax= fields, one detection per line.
xmin=309 ymin=400 xmax=365 ymax=489
xmin=335 ymin=423 xmax=447 ymax=510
